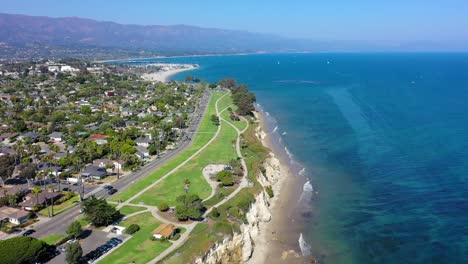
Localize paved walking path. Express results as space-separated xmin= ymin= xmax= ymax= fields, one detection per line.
xmin=101 ymin=92 xmax=252 ymax=264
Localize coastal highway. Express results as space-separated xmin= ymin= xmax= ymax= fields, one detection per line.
xmin=30 ymin=91 xmax=210 ymax=239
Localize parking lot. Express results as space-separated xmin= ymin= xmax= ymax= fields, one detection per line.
xmin=48 ymin=229 xmax=126 ymax=264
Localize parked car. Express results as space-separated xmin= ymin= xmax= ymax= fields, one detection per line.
xmin=62 ymin=187 xmax=70 ymax=191
xmin=110 ymin=237 xmax=123 ymax=244
xmin=103 ymin=185 xmax=113 ymax=191
xmin=107 ymin=189 xmax=118 ymax=195
xmin=22 ymin=229 xmax=35 ymax=236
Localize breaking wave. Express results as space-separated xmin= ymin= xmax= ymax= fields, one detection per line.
xmin=299 ymin=180 xmax=314 ymax=204
xmin=272 ymin=126 xmax=278 ymax=133
xmin=298 ymin=233 xmax=312 ymax=256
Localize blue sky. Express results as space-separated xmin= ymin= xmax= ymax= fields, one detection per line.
xmin=2 ymin=0 xmax=468 ymax=45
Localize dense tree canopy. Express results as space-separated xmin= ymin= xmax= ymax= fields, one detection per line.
xmin=65 ymin=242 xmax=82 ymax=264
xmin=82 ymin=196 xmax=121 ymax=227
xmin=0 ymin=155 xmax=16 ymax=180
xmin=0 ymin=236 xmax=50 ymax=264
xmin=175 ymin=194 xmax=204 ymax=221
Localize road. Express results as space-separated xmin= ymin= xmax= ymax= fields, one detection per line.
xmin=30 ymin=91 xmax=211 ymax=239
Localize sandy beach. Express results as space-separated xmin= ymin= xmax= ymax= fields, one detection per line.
xmin=248 ymin=112 xmax=311 ymax=264
xmin=141 ymin=64 xmax=198 ymax=82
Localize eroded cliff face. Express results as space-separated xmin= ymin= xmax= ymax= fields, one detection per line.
xmin=196 ymin=127 xmax=282 ymax=264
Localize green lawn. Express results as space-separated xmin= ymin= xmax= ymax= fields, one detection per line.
xmin=202 ymin=185 xmax=237 ymax=207
xmin=132 ymin=119 xmax=238 ymax=206
xmin=110 ymin=92 xmax=225 ymax=203
xmin=38 ymin=195 xmax=80 ymax=216
xmin=99 ymin=213 xmax=172 ymax=264
xmin=40 ymin=233 xmax=67 ymax=245
xmin=220 ymin=109 xmax=248 ymax=132
xmin=119 ymin=205 xmax=147 ymax=216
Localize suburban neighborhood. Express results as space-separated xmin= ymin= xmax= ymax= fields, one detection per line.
xmin=0 ymin=58 xmax=262 ymax=264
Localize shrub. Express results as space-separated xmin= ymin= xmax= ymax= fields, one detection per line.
xmin=265 ymin=186 xmax=274 ymax=198
xmin=171 ymin=233 xmax=181 ymax=240
xmin=158 ymin=202 xmax=169 ymax=212
xmin=126 ymin=224 xmax=140 ymax=234
xmin=210 ymin=207 xmax=220 ymax=218
xmin=216 ymin=170 xmax=234 ymax=186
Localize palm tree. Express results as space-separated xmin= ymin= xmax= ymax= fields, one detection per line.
xmin=31 ymin=186 xmax=42 ymax=208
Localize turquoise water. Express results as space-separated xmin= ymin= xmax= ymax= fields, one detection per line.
xmin=121 ymin=53 xmax=468 ymax=263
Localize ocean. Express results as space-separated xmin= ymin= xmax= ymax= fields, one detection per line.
xmin=119 ymin=53 xmax=468 ymax=263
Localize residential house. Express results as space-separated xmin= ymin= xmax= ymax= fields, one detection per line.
xmin=135 ymin=136 xmax=151 ymax=148
xmin=37 ymin=163 xmax=62 ymax=177
xmin=48 ymin=132 xmax=64 ymax=142
xmin=135 ymin=146 xmax=150 ymax=159
xmin=22 ymin=131 xmax=41 ymax=141
xmin=93 ymin=159 xmax=122 ymax=171
xmin=19 ymin=191 xmax=62 ymax=211
xmin=152 ymin=223 xmax=176 ymax=239
xmin=81 ymin=166 xmax=107 ymax=180
xmin=0 ymin=206 xmax=29 ymax=225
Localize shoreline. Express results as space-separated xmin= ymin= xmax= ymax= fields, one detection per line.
xmin=140 ymin=64 xmax=198 ymax=82
xmin=249 ymin=110 xmax=310 ymax=263
xmin=96 ymin=51 xmax=315 ymax=63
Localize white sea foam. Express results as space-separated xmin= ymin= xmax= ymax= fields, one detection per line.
xmin=299 ymin=180 xmax=314 ymax=204
xmin=282 ymin=132 xmax=287 ymax=136
xmin=272 ymin=126 xmax=278 ymax=133
xmin=298 ymin=233 xmax=312 ymax=256
xmin=298 ymin=167 xmax=306 ymax=176
xmin=284 ymin=147 xmax=293 ymax=160
xmin=265 ymin=112 xmax=270 ymax=116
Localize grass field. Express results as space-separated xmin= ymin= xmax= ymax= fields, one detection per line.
xmin=110 ymin=92 xmax=225 ymax=203
xmin=40 ymin=233 xmax=67 ymax=245
xmin=99 ymin=213 xmax=172 ymax=264
xmin=38 ymin=195 xmax=79 ymax=216
xmin=132 ymin=119 xmax=238 ymax=206
xmin=119 ymin=205 xmax=147 ymax=216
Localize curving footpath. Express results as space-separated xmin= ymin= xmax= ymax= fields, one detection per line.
xmin=100 ymin=91 xmax=251 ymax=264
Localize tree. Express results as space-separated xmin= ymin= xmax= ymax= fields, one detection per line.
xmin=32 ymin=186 xmax=42 ymax=207
xmin=216 ymin=170 xmax=234 ymax=186
xmin=66 ymin=221 xmax=82 ymax=239
xmin=175 ymin=194 xmax=204 ymax=221
xmin=82 ymin=196 xmax=121 ymax=227
xmin=17 ymin=163 xmax=37 ymax=179
xmin=219 ymin=78 xmax=237 ymax=89
xmin=0 ymin=155 xmax=16 ymax=181
xmin=211 ymin=115 xmax=220 ymax=126
xmin=65 ymin=242 xmax=82 ymax=264
xmin=80 ymin=105 xmax=92 ymax=115
xmin=0 ymin=236 xmax=49 ymax=264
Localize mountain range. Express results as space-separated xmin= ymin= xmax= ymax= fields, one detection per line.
xmin=0 ymin=13 xmax=464 ymax=60
xmin=0 ymin=13 xmax=321 ymax=59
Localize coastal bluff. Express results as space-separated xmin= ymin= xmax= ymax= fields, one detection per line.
xmin=195 ymin=127 xmax=290 ymax=264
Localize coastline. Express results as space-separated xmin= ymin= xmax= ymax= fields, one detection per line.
xmin=95 ymin=51 xmax=314 ymax=64
xmin=141 ymin=64 xmax=198 ymax=82
xmin=248 ymin=110 xmax=310 ymax=263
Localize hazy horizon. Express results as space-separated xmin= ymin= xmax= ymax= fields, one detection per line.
xmin=2 ymin=0 xmax=468 ymax=50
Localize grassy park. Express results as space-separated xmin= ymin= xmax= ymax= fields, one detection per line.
xmin=99 ymin=212 xmax=172 ymax=264
xmin=132 ymin=119 xmax=238 ymax=206
xmin=110 ymin=92 xmax=224 ymax=203
xmin=119 ymin=205 xmax=147 ymax=216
